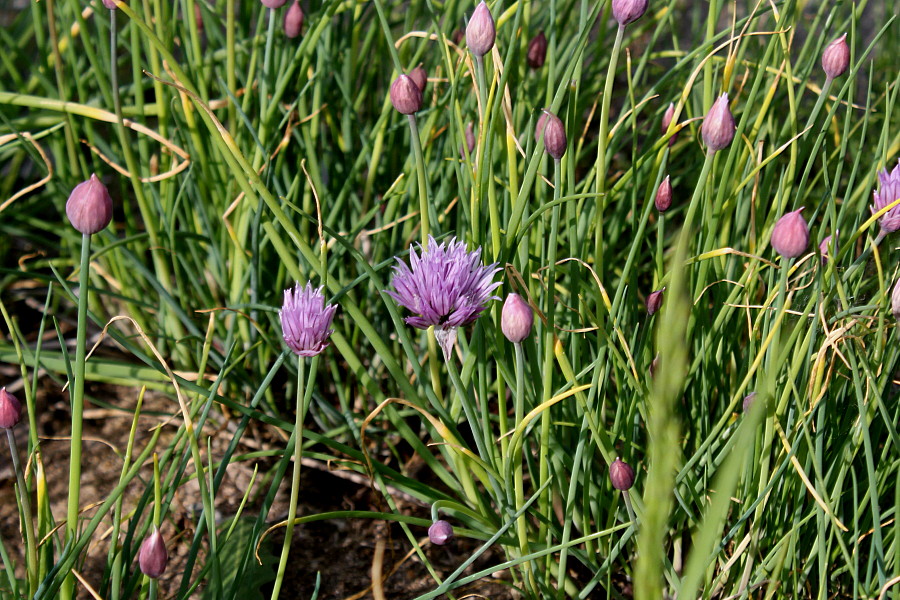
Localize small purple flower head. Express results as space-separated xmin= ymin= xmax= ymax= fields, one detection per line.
xmin=102 ymin=0 xmax=119 ymax=9
xmin=527 ymin=31 xmax=547 ymax=69
xmin=609 ymin=458 xmax=635 ymax=490
xmin=386 ymin=236 xmax=501 ymax=359
xmin=67 ymin=174 xmax=113 ymax=235
xmin=409 ymin=65 xmax=427 ymax=102
xmin=0 ymin=388 xmax=22 ymax=429
xmin=892 ymin=278 xmax=900 ymax=321
xmin=261 ymin=0 xmax=287 ymax=8
xmin=466 ymin=1 xmax=496 ymax=58
xmin=501 ymin=293 xmax=534 ymax=343
xmin=535 ymin=110 xmax=567 ymax=161
xmin=655 ymin=175 xmax=672 ymax=213
xmin=661 ymin=102 xmax=676 ymax=147
xmin=612 ymin=0 xmax=648 ymax=27
xmin=819 ymin=233 xmax=837 ymax=263
xmin=646 ymin=288 xmax=664 ymax=316
xmin=822 ymin=34 xmax=850 ymax=80
xmin=284 ymin=0 xmax=304 ymax=38
xmin=871 ymin=160 xmax=900 ymax=234
xmin=701 ymin=93 xmax=736 ymax=153
xmin=390 ymin=74 xmax=422 ymax=115
xmin=428 ymin=520 xmax=454 ymax=545
xmin=771 ymin=208 xmax=809 ymax=259
xmin=138 ymin=526 xmax=168 ymax=579
xmin=280 ymin=283 xmax=338 ymax=357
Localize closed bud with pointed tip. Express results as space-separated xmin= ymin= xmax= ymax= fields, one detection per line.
xmin=661 ymin=102 xmax=676 ymax=146
xmin=428 ymin=520 xmax=454 ymax=545
xmin=819 ymin=233 xmax=837 ymax=263
xmin=646 ymin=289 xmax=664 ymax=316
xmin=261 ymin=0 xmax=287 ymax=7
xmin=742 ymin=392 xmax=757 ymax=413
xmin=138 ymin=527 xmax=168 ymax=579
xmin=609 ymin=458 xmax=635 ymax=490
xmin=390 ymin=75 xmax=421 ymax=115
xmin=466 ymin=1 xmax=495 ymax=58
xmin=612 ymin=0 xmax=648 ymax=27
xmin=822 ymin=34 xmax=850 ymax=80
xmin=409 ymin=65 xmax=427 ymax=101
xmin=535 ymin=111 xmax=566 ymax=161
xmin=0 ymin=388 xmax=22 ymax=429
xmin=771 ymin=208 xmax=809 ymax=259
xmin=892 ymin=279 xmax=900 ymax=321
xmin=67 ymin=174 xmax=113 ymax=235
xmin=284 ymin=0 xmax=304 ymax=38
xmin=701 ymin=93 xmax=736 ymax=152
xmin=460 ymin=122 xmax=476 ymax=158
xmin=527 ymin=31 xmax=547 ymax=69
xmin=102 ymin=0 xmax=119 ymax=9
xmin=501 ymin=293 xmax=534 ymax=343
xmin=655 ymin=175 xmax=672 ymax=212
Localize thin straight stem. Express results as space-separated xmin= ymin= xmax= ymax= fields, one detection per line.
xmin=511 ymin=341 xmax=530 ymax=578
xmin=407 ymin=115 xmax=430 ymax=242
xmin=6 ymin=428 xmax=37 ymax=594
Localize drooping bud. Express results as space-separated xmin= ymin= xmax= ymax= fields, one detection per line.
xmin=700 ymin=93 xmax=736 ymax=153
xmin=409 ymin=65 xmax=427 ymax=102
xmin=460 ymin=122 xmax=476 ymax=158
xmin=821 ymin=34 xmax=850 ymax=80
xmin=526 ymin=31 xmax=547 ymax=69
xmin=770 ymin=208 xmax=809 ymax=259
xmin=389 ymin=74 xmax=422 ymax=115
xmin=261 ymin=0 xmax=287 ymax=7
xmin=428 ymin=520 xmax=454 ymax=545
xmin=892 ymin=279 xmax=900 ymax=321
xmin=655 ymin=175 xmax=672 ymax=212
xmin=661 ymin=102 xmax=676 ymax=147
xmin=0 ymin=388 xmax=22 ymax=429
xmin=612 ymin=0 xmax=648 ymax=27
xmin=646 ymin=289 xmax=664 ymax=316
xmin=284 ymin=0 xmax=304 ymax=38
xmin=535 ymin=110 xmax=566 ymax=161
xmin=138 ymin=527 xmax=168 ymax=579
xmin=501 ymin=293 xmax=534 ymax=343
xmin=609 ymin=458 xmax=635 ymax=490
xmin=66 ymin=174 xmax=113 ymax=235
xmin=742 ymin=392 xmax=757 ymax=413
xmin=819 ymin=233 xmax=837 ymax=263
xmin=466 ymin=1 xmax=495 ymax=58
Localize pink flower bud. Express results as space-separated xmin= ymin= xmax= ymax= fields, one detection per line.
xmin=646 ymin=288 xmax=664 ymax=316
xmin=0 ymin=388 xmax=22 ymax=429
xmin=466 ymin=1 xmax=495 ymax=58
xmin=742 ymin=392 xmax=757 ymax=413
xmin=138 ymin=527 xmax=168 ymax=579
xmin=535 ymin=110 xmax=566 ymax=161
xmin=661 ymin=102 xmax=676 ymax=147
xmin=700 ymin=93 xmax=736 ymax=152
xmin=892 ymin=279 xmax=900 ymax=321
xmin=261 ymin=0 xmax=287 ymax=8
xmin=526 ymin=31 xmax=547 ymax=69
xmin=389 ymin=75 xmax=421 ymax=115
xmin=655 ymin=175 xmax=672 ymax=212
xmin=102 ymin=0 xmax=119 ymax=9
xmin=501 ymin=293 xmax=534 ymax=343
xmin=459 ymin=122 xmax=476 ymax=158
xmin=66 ymin=174 xmax=113 ymax=235
xmin=284 ymin=0 xmax=304 ymax=38
xmin=428 ymin=520 xmax=454 ymax=545
xmin=819 ymin=233 xmax=837 ymax=263
xmin=609 ymin=458 xmax=635 ymax=490
xmin=822 ymin=34 xmax=849 ymax=80
xmin=409 ymin=65 xmax=427 ymax=102
xmin=770 ymin=208 xmax=809 ymax=259
xmin=612 ymin=0 xmax=648 ymax=27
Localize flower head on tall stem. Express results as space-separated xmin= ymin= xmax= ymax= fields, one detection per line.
xmin=261 ymin=0 xmax=287 ymax=8
xmin=138 ymin=526 xmax=168 ymax=579
xmin=892 ymin=278 xmax=900 ymax=321
xmin=386 ymin=236 xmax=501 ymax=359
xmin=612 ymin=0 xmax=648 ymax=27
xmin=389 ymin=74 xmax=422 ymax=115
xmin=871 ymin=160 xmax=900 ymax=235
xmin=280 ymin=283 xmax=338 ymax=357
xmin=527 ymin=31 xmax=547 ymax=69
xmin=409 ymin=65 xmax=427 ymax=102
xmin=821 ymin=34 xmax=850 ymax=80
xmin=283 ymin=0 xmax=304 ymax=38
xmin=609 ymin=458 xmax=635 ymax=490
xmin=771 ymin=208 xmax=809 ymax=259
xmin=66 ymin=174 xmax=113 ymax=235
xmin=661 ymin=102 xmax=677 ymax=147
xmin=0 ymin=388 xmax=22 ymax=429
xmin=428 ymin=520 xmax=454 ymax=545
xmin=466 ymin=1 xmax=495 ymax=58
xmin=501 ymin=293 xmax=534 ymax=343
xmin=535 ymin=110 xmax=567 ymax=161
xmin=655 ymin=175 xmax=672 ymax=212
xmin=700 ymin=93 xmax=736 ymax=153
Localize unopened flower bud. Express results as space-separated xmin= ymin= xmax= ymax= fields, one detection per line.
xmin=261 ymin=0 xmax=287 ymax=7
xmin=0 ymin=388 xmax=22 ymax=429
xmin=460 ymin=122 xmax=476 ymax=158
xmin=822 ymin=34 xmax=849 ymax=80
xmin=819 ymin=233 xmax=837 ymax=263
xmin=466 ymin=1 xmax=495 ymax=58
xmin=612 ymin=0 xmax=648 ymax=27
xmin=66 ymin=174 xmax=113 ymax=235
xmin=451 ymin=29 xmax=465 ymax=45
xmin=102 ymin=0 xmax=119 ymax=9
xmin=655 ymin=175 xmax=672 ymax=212
xmin=138 ymin=527 xmax=168 ymax=579
xmin=501 ymin=293 xmax=534 ymax=343
xmin=609 ymin=458 xmax=635 ymax=490
xmin=389 ymin=74 xmax=421 ymax=115
xmin=771 ymin=208 xmax=809 ymax=259
xmin=892 ymin=279 xmax=900 ymax=321
xmin=701 ymin=93 xmax=736 ymax=152
xmin=284 ymin=0 xmax=304 ymax=38
xmin=661 ymin=102 xmax=676 ymax=147
xmin=409 ymin=65 xmax=427 ymax=102
xmin=742 ymin=392 xmax=757 ymax=413
xmin=646 ymin=288 xmax=664 ymax=316
xmin=527 ymin=31 xmax=547 ymax=69
xmin=428 ymin=520 xmax=454 ymax=545
xmin=535 ymin=110 xmax=566 ymax=161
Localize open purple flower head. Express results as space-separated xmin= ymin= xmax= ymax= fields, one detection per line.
xmin=386 ymin=236 xmax=501 ymax=356
xmin=871 ymin=160 xmax=900 ymax=234
xmin=280 ymin=282 xmax=338 ymax=357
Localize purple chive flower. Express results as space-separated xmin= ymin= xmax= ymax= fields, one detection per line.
xmin=138 ymin=526 xmax=168 ymax=579
xmin=655 ymin=175 xmax=672 ymax=213
xmin=501 ymin=293 xmax=534 ymax=343
xmin=535 ymin=110 xmax=567 ymax=161
xmin=819 ymin=233 xmax=837 ymax=263
xmin=284 ymin=0 xmax=304 ymax=38
xmin=261 ymin=0 xmax=287 ymax=8
xmin=871 ymin=160 xmax=900 ymax=234
xmin=821 ymin=34 xmax=850 ymax=80
xmin=409 ymin=65 xmax=427 ymax=102
xmin=67 ymin=174 xmax=113 ymax=235
xmin=428 ymin=520 xmax=454 ymax=545
xmin=646 ymin=288 xmax=664 ymax=316
xmin=460 ymin=121 xmax=477 ymax=158
xmin=386 ymin=236 xmax=501 ymax=359
xmin=612 ymin=0 xmax=648 ymax=27
xmin=701 ymin=93 xmax=736 ymax=153
xmin=770 ymin=208 xmax=809 ymax=259
xmin=526 ymin=31 xmax=547 ymax=69
xmin=742 ymin=391 xmax=757 ymax=413
xmin=466 ymin=1 xmax=496 ymax=58
xmin=390 ymin=74 xmax=422 ymax=115
xmin=280 ymin=283 xmax=338 ymax=357
xmin=609 ymin=458 xmax=635 ymax=490
xmin=0 ymin=388 xmax=22 ymax=429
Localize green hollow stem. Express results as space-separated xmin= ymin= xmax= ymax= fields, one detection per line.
xmin=61 ymin=233 xmax=92 ymax=600
xmin=512 ymin=341 xmax=530 ymax=575
xmin=6 ymin=428 xmax=37 ymax=595
xmin=407 ymin=114 xmax=430 ymax=242
xmin=681 ymin=151 xmax=716 ymax=238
